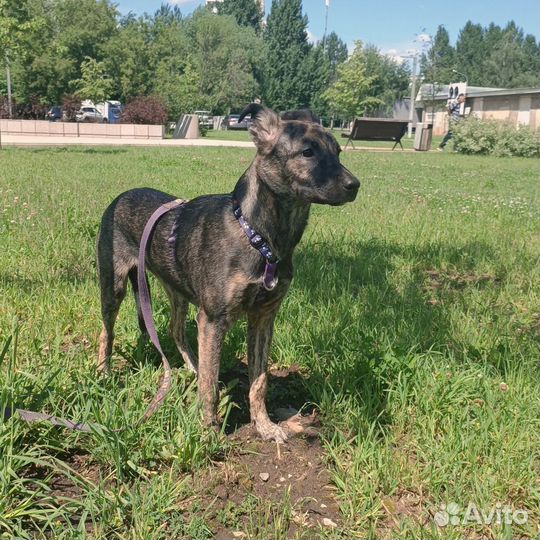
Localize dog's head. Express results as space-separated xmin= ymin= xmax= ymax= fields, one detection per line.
xmin=239 ymin=104 xmax=360 ymax=206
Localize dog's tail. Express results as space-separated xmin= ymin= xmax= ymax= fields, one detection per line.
xmin=128 ymin=266 xmax=149 ymax=335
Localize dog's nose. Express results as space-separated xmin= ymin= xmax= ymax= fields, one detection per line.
xmin=343 ymin=176 xmax=360 ymax=191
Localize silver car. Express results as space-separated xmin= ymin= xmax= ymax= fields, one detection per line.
xmin=76 ymin=106 xmax=106 ymax=123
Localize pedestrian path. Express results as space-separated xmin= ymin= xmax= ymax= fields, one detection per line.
xmin=1 ymin=133 xmax=418 ymax=152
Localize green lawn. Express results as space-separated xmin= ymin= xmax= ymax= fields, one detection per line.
xmin=204 ymin=126 xmax=446 ymax=150
xmin=0 ymin=145 xmax=538 ymax=539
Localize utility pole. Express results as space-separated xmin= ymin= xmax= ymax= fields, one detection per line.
xmin=5 ymin=53 xmax=13 ymax=118
xmin=407 ymin=53 xmax=417 ymax=138
xmin=322 ymin=0 xmax=329 ymax=52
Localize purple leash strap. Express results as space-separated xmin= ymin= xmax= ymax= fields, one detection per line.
xmin=137 ymin=198 xmax=186 ymax=422
xmin=13 ymin=199 xmax=186 ymax=432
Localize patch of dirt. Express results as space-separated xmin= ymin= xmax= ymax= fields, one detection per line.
xmin=424 ymin=268 xmax=500 ymax=305
xmin=377 ymin=489 xmax=427 ymax=537
xmin=25 ymin=451 xmax=102 ymax=500
xmin=222 ymin=361 xmax=315 ymax=433
xmin=192 ymin=426 xmax=342 ymax=539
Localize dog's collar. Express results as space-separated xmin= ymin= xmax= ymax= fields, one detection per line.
xmin=232 ymin=199 xmax=278 ymax=291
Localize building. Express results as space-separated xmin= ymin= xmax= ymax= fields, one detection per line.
xmin=415 ymin=84 xmax=540 ymax=135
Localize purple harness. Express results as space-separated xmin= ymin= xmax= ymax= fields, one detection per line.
xmin=10 ymin=196 xmax=277 ymax=432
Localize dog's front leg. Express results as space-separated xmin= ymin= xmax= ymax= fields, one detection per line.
xmin=247 ymin=310 xmax=288 ymax=442
xmin=197 ymin=309 xmax=228 ymax=429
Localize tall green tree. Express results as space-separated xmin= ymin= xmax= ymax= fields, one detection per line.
xmin=102 ymin=17 xmax=153 ymax=102
xmin=263 ymin=0 xmax=310 ymax=111
xmin=70 ymin=56 xmax=113 ymax=102
xmin=455 ymin=21 xmax=485 ymax=85
xmin=300 ymin=42 xmax=330 ymax=116
xmin=363 ymin=44 xmax=410 ymax=116
xmin=186 ymin=9 xmax=264 ymax=113
xmin=322 ymin=41 xmax=382 ymax=122
xmin=324 ymin=31 xmax=348 ymax=84
xmin=0 ymin=0 xmax=44 ymax=112
xmin=420 ymin=25 xmax=456 ymax=84
xmin=483 ymin=21 xmax=539 ymax=87
xmin=220 ymin=0 xmax=262 ymax=33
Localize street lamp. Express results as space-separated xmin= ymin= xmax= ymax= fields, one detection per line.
xmin=452 ymin=69 xmax=468 ymax=82
xmin=402 ymin=51 xmax=419 ymax=138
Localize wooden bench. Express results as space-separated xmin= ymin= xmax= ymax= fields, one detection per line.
xmin=341 ymin=118 xmax=409 ymax=150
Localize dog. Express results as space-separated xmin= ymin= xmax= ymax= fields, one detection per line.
xmin=96 ymin=103 xmax=360 ymax=442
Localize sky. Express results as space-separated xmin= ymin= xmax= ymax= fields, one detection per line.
xmin=115 ymin=0 xmax=540 ymax=63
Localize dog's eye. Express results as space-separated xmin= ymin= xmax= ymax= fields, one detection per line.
xmin=302 ymin=148 xmax=314 ymax=158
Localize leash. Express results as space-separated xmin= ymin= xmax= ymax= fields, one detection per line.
xmin=9 ymin=196 xmax=275 ymax=432
xmin=11 ymin=199 xmax=187 ymax=433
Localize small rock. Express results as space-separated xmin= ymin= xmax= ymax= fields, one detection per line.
xmin=259 ymin=472 xmax=270 ymax=482
xmin=279 ymin=476 xmax=286 ymax=482
xmin=322 ymin=518 xmax=337 ymax=528
xmin=287 ymin=474 xmax=292 ymax=478
xmin=232 ymin=532 xmax=246 ymax=539
xmin=320 ymin=503 xmax=327 ymax=509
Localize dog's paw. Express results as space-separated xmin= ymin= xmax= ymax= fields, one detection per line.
xmin=256 ymin=420 xmax=288 ymax=443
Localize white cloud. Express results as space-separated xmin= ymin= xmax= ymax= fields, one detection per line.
xmin=307 ymin=28 xmax=318 ymax=44
xmin=168 ymin=0 xmax=203 ymax=5
xmin=416 ymin=33 xmax=432 ymax=44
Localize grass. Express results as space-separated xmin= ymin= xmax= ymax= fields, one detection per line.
xmin=204 ymin=126 xmax=446 ymax=150
xmin=0 ymin=144 xmax=539 ymax=539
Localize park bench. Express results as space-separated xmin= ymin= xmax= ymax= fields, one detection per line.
xmin=342 ymin=118 xmax=409 ymax=150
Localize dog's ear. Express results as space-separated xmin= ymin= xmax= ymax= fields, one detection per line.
xmin=239 ymin=103 xmax=281 ymax=154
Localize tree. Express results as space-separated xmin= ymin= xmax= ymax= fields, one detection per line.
xmin=155 ymin=59 xmax=201 ymax=118
xmin=220 ymin=0 xmax=262 ymax=33
xmin=0 ymin=0 xmax=44 ymax=115
xmin=322 ymin=41 xmax=382 ymax=122
xmin=263 ymin=0 xmax=310 ymax=111
xmin=362 ymin=45 xmax=410 ymax=116
xmin=455 ymin=21 xmax=485 ymax=85
xmin=324 ymin=31 xmax=348 ymax=83
xmin=300 ymin=43 xmax=330 ymax=116
xmin=186 ymin=9 xmax=264 ymax=114
xmin=420 ymin=25 xmax=455 ymax=85
xmin=70 ymin=56 xmax=114 ymax=102
xmin=483 ymin=21 xmax=538 ymax=87
xmin=102 ymin=18 xmax=153 ymax=102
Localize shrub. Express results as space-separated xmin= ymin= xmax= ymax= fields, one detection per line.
xmin=121 ymin=96 xmax=168 ymax=125
xmin=15 ymin=95 xmax=48 ymax=120
xmin=62 ymin=94 xmax=82 ymax=122
xmin=453 ymin=117 xmax=539 ymax=157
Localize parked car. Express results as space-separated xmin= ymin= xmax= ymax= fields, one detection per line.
xmin=222 ymin=114 xmax=251 ymax=130
xmin=194 ymin=110 xmax=213 ymax=129
xmin=76 ymin=106 xmax=106 ymax=123
xmin=46 ymin=106 xmax=65 ymax=122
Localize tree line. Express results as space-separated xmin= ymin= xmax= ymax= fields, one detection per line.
xmin=0 ymin=0 xmax=409 ymax=122
xmin=421 ymin=22 xmax=539 ymax=88
xmin=1 ymin=0 xmax=538 ymax=123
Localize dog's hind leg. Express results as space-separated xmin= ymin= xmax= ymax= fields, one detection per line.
xmin=164 ymin=285 xmax=198 ymax=374
xmin=247 ymin=309 xmax=288 ymax=443
xmin=97 ymin=252 xmax=134 ymax=374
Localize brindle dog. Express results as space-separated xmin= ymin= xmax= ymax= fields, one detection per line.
xmin=96 ymin=104 xmax=359 ymax=442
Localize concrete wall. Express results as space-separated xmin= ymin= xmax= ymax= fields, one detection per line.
xmin=0 ymin=119 xmax=164 ymax=139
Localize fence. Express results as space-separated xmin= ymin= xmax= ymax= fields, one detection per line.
xmin=0 ymin=119 xmax=164 ymax=139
